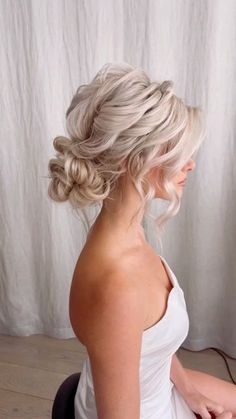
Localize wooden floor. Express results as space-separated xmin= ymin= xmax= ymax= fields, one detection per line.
xmin=0 ymin=334 xmax=235 ymax=418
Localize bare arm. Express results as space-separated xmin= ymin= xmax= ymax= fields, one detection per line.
xmin=170 ymin=354 xmax=229 ymax=417
xmin=170 ymin=353 xmax=196 ymax=397
xmin=71 ymin=271 xmax=145 ymax=419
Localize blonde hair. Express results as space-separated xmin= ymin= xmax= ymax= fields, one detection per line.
xmin=47 ymin=62 xmax=206 ymax=249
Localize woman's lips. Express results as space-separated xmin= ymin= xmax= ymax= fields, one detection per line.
xmin=178 ymin=178 xmax=187 ymax=185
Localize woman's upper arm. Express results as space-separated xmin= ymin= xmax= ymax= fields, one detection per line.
xmin=83 ymin=272 xmax=145 ymax=419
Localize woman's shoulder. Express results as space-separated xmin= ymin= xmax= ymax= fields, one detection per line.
xmin=73 ymin=240 xmax=143 ymax=288
xmin=69 ymin=242 xmax=147 ymax=345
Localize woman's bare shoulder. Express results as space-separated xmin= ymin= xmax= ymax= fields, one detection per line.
xmin=74 ymin=230 xmax=147 ymax=281
xmin=69 ymin=237 xmax=148 ymax=344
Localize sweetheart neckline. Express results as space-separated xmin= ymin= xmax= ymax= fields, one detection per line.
xmin=142 ymin=255 xmax=177 ymax=334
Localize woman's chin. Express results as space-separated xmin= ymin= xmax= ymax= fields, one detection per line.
xmin=154 ymin=186 xmax=184 ymax=200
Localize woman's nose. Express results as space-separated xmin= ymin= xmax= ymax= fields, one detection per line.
xmin=184 ymin=158 xmax=196 ymax=172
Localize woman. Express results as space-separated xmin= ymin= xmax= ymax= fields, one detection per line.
xmin=48 ymin=63 xmax=236 ymax=419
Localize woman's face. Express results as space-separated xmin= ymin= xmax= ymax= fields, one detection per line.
xmin=149 ymin=157 xmax=196 ymax=200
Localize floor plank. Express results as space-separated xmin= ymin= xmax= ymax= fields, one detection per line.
xmin=0 ymin=334 xmax=85 ymax=353
xmin=0 ymin=362 xmax=68 ymax=400
xmin=0 ymin=388 xmax=52 ymax=419
xmin=0 ymin=335 xmax=86 ymax=374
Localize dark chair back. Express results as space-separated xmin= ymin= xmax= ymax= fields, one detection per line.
xmin=51 ymin=372 xmax=81 ymax=419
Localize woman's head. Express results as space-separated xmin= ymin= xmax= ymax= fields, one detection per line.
xmin=48 ymin=62 xmax=206 ymax=244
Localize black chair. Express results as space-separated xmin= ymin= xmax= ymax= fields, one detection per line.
xmin=51 ymin=372 xmax=81 ymax=419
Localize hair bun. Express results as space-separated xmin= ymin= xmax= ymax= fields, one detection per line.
xmin=48 ymin=135 xmax=109 ymax=208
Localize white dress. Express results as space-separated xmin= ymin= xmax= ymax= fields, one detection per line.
xmin=74 ymin=255 xmax=197 ymax=419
